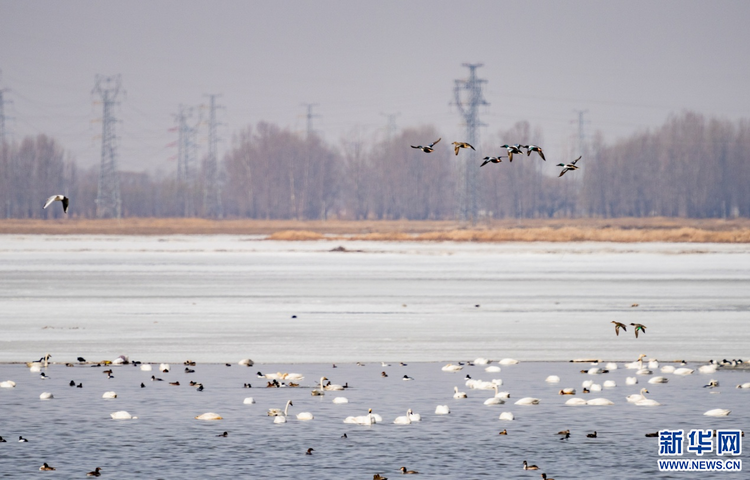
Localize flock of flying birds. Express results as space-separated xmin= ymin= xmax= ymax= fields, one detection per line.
xmin=411 ymin=138 xmax=582 ymax=177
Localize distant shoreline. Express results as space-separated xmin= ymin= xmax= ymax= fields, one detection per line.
xmin=1 ymin=217 xmax=749 ymax=242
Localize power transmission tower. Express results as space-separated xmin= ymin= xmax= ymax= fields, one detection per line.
xmin=301 ymin=103 xmax=320 ymax=138
xmin=93 ymin=75 xmax=123 ymax=218
xmin=574 ymin=109 xmax=589 ymax=157
xmin=174 ymin=104 xmax=200 ymax=216
xmin=0 ymin=89 xmax=7 ymax=145
xmin=453 ymin=63 xmax=489 ymax=223
xmin=203 ymin=94 xmax=223 ymax=218
xmin=380 ymin=112 xmax=400 ymax=141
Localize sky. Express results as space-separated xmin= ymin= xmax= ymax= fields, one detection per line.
xmin=1 ymin=1 xmax=749 ymax=173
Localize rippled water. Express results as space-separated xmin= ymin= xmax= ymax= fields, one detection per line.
xmin=0 ymin=361 xmax=748 ymax=479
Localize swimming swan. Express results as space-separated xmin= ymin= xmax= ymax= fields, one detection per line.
xmin=393 ymin=409 xmax=413 ymax=425
xmin=333 ymin=397 xmax=349 ymax=404
xmin=484 ymin=385 xmax=506 ymax=405
xmin=435 ymin=405 xmax=450 ymax=414
xmin=515 ymin=397 xmax=540 ymax=405
xmin=626 ymin=377 xmax=638 ymax=385
xmin=545 ymin=375 xmax=561 ymax=383
xmin=296 ymin=410 xmax=314 ymax=421
xmin=453 ymin=386 xmax=467 ymax=399
xmin=270 ymin=400 xmax=293 ymax=423
xmin=499 ymin=411 xmax=515 ymax=420
xmin=102 ymin=391 xmax=117 ymax=399
xmin=39 ymin=392 xmax=53 ymax=400
xmin=565 ymin=398 xmax=587 ymax=406
xmin=0 ymin=380 xmax=16 ymax=388
xmin=704 ymin=409 xmax=731 ymax=417
xmin=634 ymin=390 xmax=661 ymax=406
xmin=648 ymin=376 xmax=668 ymax=384
xmin=626 ymin=388 xmax=650 ymax=403
xmin=112 ymin=411 xmax=138 ymax=419
xmin=243 ymin=397 xmax=256 ymax=404
xmin=586 ymin=398 xmax=614 ymax=406
xmin=442 ymin=363 xmax=463 ymax=372
xmin=195 ymin=412 xmax=222 ymax=420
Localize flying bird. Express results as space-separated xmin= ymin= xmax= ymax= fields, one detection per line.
xmin=523 ymin=145 xmax=546 ymax=161
xmin=43 ymin=195 xmax=69 ymax=213
xmin=630 ymin=323 xmax=647 ymax=338
xmin=480 ymin=156 xmax=507 ymax=167
xmin=411 ymin=138 xmax=441 ymax=153
xmin=611 ymin=321 xmax=628 ymax=336
xmin=500 ymin=144 xmax=522 ymax=162
xmin=451 ymin=141 xmax=475 ymax=155
xmin=557 ymin=156 xmax=582 ymax=177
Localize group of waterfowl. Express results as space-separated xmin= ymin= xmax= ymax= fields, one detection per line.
xmin=610 ymin=321 xmax=647 ymax=338
xmin=411 ymin=137 xmax=580 ymax=177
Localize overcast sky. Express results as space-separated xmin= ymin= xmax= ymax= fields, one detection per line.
xmin=1 ymin=1 xmax=749 ymax=173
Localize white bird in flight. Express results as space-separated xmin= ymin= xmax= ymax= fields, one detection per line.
xmin=43 ymin=195 xmax=69 ymax=213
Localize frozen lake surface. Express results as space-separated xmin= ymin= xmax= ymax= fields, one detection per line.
xmin=0 ymin=235 xmax=749 ymax=363
xmin=0 ymin=360 xmax=747 ymax=479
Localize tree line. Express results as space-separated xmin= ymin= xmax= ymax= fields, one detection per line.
xmin=1 ymin=111 xmax=748 ymax=220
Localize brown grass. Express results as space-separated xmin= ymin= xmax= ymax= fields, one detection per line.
xmin=1 ymin=217 xmax=749 ymax=242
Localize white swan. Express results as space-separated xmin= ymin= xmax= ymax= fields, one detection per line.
xmin=0 ymin=380 xmax=16 ymax=388
xmin=435 ymin=405 xmax=450 ymax=414
xmin=625 ymin=354 xmax=647 ymax=369
xmin=296 ymin=411 xmax=314 ymax=421
xmin=673 ymin=368 xmax=694 ymax=376
xmin=704 ymin=409 xmax=731 ymax=417
xmin=634 ymin=390 xmax=660 ymax=406
xmin=736 ymin=382 xmax=750 ymax=389
xmin=473 ymin=381 xmax=496 ymax=390
xmin=636 ymin=368 xmax=653 ymax=375
xmin=408 ymin=411 xmax=421 ymax=422
xmin=590 ymin=383 xmax=602 ymax=392
xmin=587 ymin=398 xmax=614 ymax=406
xmin=39 ymin=392 xmax=53 ymax=400
xmin=499 ymin=411 xmax=515 ymax=420
xmin=648 ymin=376 xmax=668 ymax=384
xmin=499 ymin=358 xmax=519 ymax=365
xmin=474 ymin=357 xmax=490 ymax=365
xmin=605 ymin=362 xmax=618 ymax=370
xmin=312 ymin=376 xmax=327 ymax=396
xmin=485 ymin=366 xmax=501 ymax=373
xmin=442 ymin=363 xmax=463 ymax=372
xmin=660 ymin=365 xmax=676 ymax=373
xmin=243 ymin=397 xmax=255 ymax=404
xmin=393 ymin=409 xmax=413 ymax=425
xmin=514 ymin=397 xmax=540 ymax=405
xmin=626 ymin=377 xmax=638 ymax=385
xmin=626 ymin=388 xmax=650 ymax=403
xmin=195 ymin=412 xmax=221 ymax=420
xmin=545 ymin=375 xmax=561 ymax=383
xmin=648 ymin=359 xmax=659 ymax=369
xmin=102 ymin=391 xmax=117 ymax=399
xmin=140 ymin=364 xmax=152 ymax=371
xmin=582 ymin=380 xmax=593 ymax=388
xmin=699 ymin=364 xmax=718 ymax=374
xmin=484 ymin=384 xmax=506 ymax=405
xmin=603 ymin=380 xmax=617 ymax=388
xmin=453 ymin=386 xmax=467 ymax=399
xmin=112 ymin=411 xmax=137 ymax=419
xmin=324 ymin=380 xmax=345 ymax=391
xmin=332 ymin=397 xmax=349 ymax=404
xmin=238 ymin=358 xmax=254 ymax=366
xmin=273 ymin=400 xmax=293 ymax=423
xmin=565 ymin=398 xmax=587 ymax=406
xmin=491 ymin=378 xmax=503 ymax=386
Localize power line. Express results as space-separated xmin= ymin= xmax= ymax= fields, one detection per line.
xmin=453 ymin=63 xmax=489 ymax=224
xmin=203 ymin=93 xmax=223 ymax=218
xmin=92 ymin=74 xmax=123 ymax=219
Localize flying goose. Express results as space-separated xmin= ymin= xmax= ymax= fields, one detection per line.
xmin=557 ymin=156 xmax=581 ymax=177
xmin=43 ymin=195 xmax=69 ymax=213
xmin=452 ymin=141 xmax=475 ymax=155
xmin=411 ymin=138 xmax=441 ymax=153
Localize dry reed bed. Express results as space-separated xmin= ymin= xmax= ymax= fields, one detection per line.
xmin=1 ymin=218 xmax=750 ymax=242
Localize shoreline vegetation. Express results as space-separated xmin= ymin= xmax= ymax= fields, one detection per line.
xmin=1 ymin=217 xmax=750 ymax=243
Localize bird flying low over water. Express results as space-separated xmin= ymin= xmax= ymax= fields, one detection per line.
xmin=611 ymin=321 xmax=628 ymax=336
xmin=452 ymin=141 xmax=475 ymax=155
xmin=630 ymin=323 xmax=647 ymax=338
xmin=500 ymin=144 xmax=522 ymax=162
xmin=43 ymin=195 xmax=69 ymax=213
xmin=480 ymin=156 xmax=507 ymax=167
xmin=411 ymin=138 xmax=441 ymax=153
xmin=557 ymin=156 xmax=581 ymax=177
xmin=523 ymin=145 xmax=546 ymax=161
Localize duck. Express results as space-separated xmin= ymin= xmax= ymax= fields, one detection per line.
xmin=169 ymin=381 xmax=180 ymax=386
xmin=630 ymin=323 xmax=647 ymax=338
xmin=381 ymin=371 xmax=388 ymax=377
xmin=400 ymin=467 xmax=419 ymax=474
xmin=411 ymin=138 xmax=441 ymax=153
xmin=582 ymin=387 xmax=590 ymax=394
xmin=86 ymin=467 xmax=102 ymax=477
xmin=374 ymin=475 xmax=388 ymax=480
xmin=500 ymin=144 xmax=522 ymax=162
xmin=18 ymin=436 xmax=28 ymax=442
xmin=453 ymin=386 xmax=467 ymax=399
xmin=184 ymin=368 xmax=195 ymax=373
xmin=587 ymin=431 xmax=598 ymax=438
xmin=216 ymin=431 xmax=228 ymax=437
xmin=305 ymin=448 xmax=314 ymax=455
xmin=556 ymin=156 xmax=581 ymax=177
xmin=645 ymin=432 xmax=659 ymax=437
xmin=611 ymin=321 xmax=627 ymax=336
xmin=151 ymin=375 xmax=163 ymax=382
xmin=558 ymin=388 xmax=576 ymax=395
xmin=498 ymin=429 xmax=507 ymax=435
xmin=557 ymin=429 xmax=570 ymax=435
xmin=523 ymin=145 xmax=546 ymax=161
xmin=451 ymin=141 xmax=475 ymax=155
xmin=39 ymin=463 xmax=56 ymax=471
xmin=43 ymin=194 xmax=69 ymax=213
xmin=402 ymin=375 xmax=414 ymax=381
xmin=480 ymin=156 xmax=506 ymax=167
xmin=0 ymin=436 xmax=6 ymax=442
xmin=523 ymin=461 xmax=539 ymax=470
xmin=560 ymin=432 xmax=570 ymax=440
xmin=703 ymin=379 xmax=720 ymax=388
